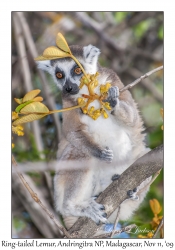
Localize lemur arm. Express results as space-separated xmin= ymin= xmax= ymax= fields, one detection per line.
xmin=66 ymin=128 xmax=113 ymax=162
xmin=111 ymin=98 xmax=139 ymax=127
xmin=100 ymin=67 xmax=140 ymax=127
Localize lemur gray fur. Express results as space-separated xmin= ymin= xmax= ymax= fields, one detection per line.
xmin=37 ymin=44 xmax=150 ymax=230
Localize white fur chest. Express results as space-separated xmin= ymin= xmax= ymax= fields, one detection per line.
xmin=81 ymin=108 xmax=133 ymax=165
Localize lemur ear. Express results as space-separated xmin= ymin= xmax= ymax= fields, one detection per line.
xmin=36 ymin=60 xmax=52 ymax=74
xmin=83 ymin=45 xmax=100 ymax=66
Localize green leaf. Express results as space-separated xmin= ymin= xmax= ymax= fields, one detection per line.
xmin=15 ymin=101 xmax=33 ymax=113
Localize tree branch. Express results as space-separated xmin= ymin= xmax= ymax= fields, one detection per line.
xmin=68 ymin=144 xmax=163 ymax=238
xmin=120 ymin=66 xmax=163 ymax=93
xmin=127 ymin=68 xmax=163 ymax=103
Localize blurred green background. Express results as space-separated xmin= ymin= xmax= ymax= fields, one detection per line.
xmin=12 ymin=11 xmax=163 ymax=238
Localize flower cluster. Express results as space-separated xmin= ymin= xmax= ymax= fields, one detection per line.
xmin=78 ymin=72 xmax=112 ymax=120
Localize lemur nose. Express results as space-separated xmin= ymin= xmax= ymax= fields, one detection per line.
xmin=66 ymin=86 xmax=73 ymax=92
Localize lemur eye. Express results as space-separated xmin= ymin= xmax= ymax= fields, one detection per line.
xmin=74 ymin=67 xmax=82 ymax=74
xmin=56 ymin=72 xmax=63 ymax=79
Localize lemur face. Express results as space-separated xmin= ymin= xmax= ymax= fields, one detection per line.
xmin=37 ymin=45 xmax=100 ymax=95
xmin=51 ymin=58 xmax=83 ymax=95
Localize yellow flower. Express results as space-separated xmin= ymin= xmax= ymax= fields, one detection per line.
xmin=77 ymin=97 xmax=86 ymax=106
xmin=12 ymin=112 xmax=19 ymax=120
xmin=80 ymin=75 xmax=90 ymax=88
xmin=138 ymin=231 xmax=154 ymax=239
xmin=101 ymin=108 xmax=109 ymax=119
xmin=151 ymin=215 xmax=163 ymax=229
xmin=147 ymin=232 xmax=154 ymax=238
xmin=90 ymin=109 xmax=101 ymax=120
xmin=89 ymin=106 xmax=95 ymax=115
xmin=79 ymin=74 xmax=112 ymax=120
xmin=149 ymin=199 xmax=162 ymax=216
xmin=100 ymin=83 xmax=111 ymax=94
xmin=138 ymin=235 xmax=147 ymax=238
xmin=12 ymin=125 xmax=24 ymax=136
xmin=103 ymin=102 xmax=112 ymax=110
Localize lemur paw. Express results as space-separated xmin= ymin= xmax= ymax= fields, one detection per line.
xmin=85 ymin=198 xmax=107 ymax=224
xmin=127 ymin=188 xmax=139 ymax=201
xmin=126 ymin=177 xmax=152 ymax=201
xmin=100 ymin=147 xmax=113 ymax=162
xmin=93 ymin=192 xmax=102 ymax=200
xmin=111 ymin=174 xmax=120 ymax=181
xmin=103 ymin=86 xmax=119 ymax=108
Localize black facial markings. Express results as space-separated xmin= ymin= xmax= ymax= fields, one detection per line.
xmin=86 ymin=46 xmax=93 ymax=58
xmin=51 ymin=59 xmax=59 ymax=66
xmin=69 ymin=45 xmax=84 ymax=58
xmin=63 ymin=81 xmax=79 ymax=95
xmin=71 ymin=64 xmax=83 ymax=78
xmin=55 ymin=66 xmax=65 ymax=86
xmin=89 ymin=55 xmax=95 ymax=64
xmin=55 ymin=67 xmax=65 ymax=78
xmin=86 ymin=52 xmax=90 ymax=58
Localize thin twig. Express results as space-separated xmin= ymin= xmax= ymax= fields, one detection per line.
xmin=153 ymin=217 xmax=164 ymax=238
xmin=120 ymin=66 xmax=163 ymax=93
xmin=110 ymin=206 xmax=121 ymax=238
xmin=94 ymin=224 xmax=137 ymax=239
xmin=148 ymin=170 xmax=161 ymax=186
xmin=127 ymin=67 xmax=163 ymax=103
xmin=12 ymin=155 xmax=71 ymax=238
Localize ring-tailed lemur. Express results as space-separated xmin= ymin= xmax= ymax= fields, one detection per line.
xmin=37 ymin=44 xmax=150 ymax=230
